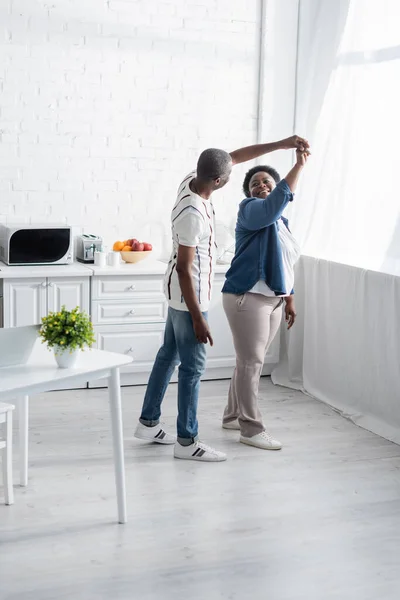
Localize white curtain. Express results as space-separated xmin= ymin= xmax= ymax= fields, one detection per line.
xmin=273 ymin=0 xmax=400 ymax=444
xmin=291 ymin=0 xmax=400 ymax=275
xmin=273 ymin=256 xmax=400 ymax=444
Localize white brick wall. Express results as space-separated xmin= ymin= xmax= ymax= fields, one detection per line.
xmin=0 ymin=0 xmax=282 ymax=256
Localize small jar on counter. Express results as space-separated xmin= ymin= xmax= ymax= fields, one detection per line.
xmin=94 ymin=248 xmax=107 ymax=267
xmin=108 ymin=250 xmax=121 ymax=268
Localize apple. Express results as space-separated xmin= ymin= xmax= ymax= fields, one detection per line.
xmin=127 ymin=238 xmax=138 ymax=247
xmin=132 ymin=241 xmax=144 ymax=251
xmin=143 ymin=242 xmax=152 ymax=251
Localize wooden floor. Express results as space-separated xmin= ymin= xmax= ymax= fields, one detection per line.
xmin=1 ymin=378 xmax=400 ymax=600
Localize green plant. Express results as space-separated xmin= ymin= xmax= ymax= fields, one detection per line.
xmin=40 ymin=306 xmax=95 ymax=353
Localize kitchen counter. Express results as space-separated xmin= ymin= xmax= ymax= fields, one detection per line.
xmin=90 ymin=259 xmax=166 ymax=277
xmin=90 ymin=258 xmax=231 ymax=276
xmin=0 ymin=255 xmax=279 ymax=387
xmin=0 ymin=259 xmax=231 ymax=280
xmin=0 ymin=262 xmax=92 ymax=279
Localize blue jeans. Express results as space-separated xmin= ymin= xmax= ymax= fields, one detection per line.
xmin=140 ymin=307 xmax=208 ymax=446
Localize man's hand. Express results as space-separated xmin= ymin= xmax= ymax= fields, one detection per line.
xmin=193 ymin=316 xmax=214 ymax=346
xmin=280 ymin=135 xmax=310 ymax=152
xmin=285 ymin=296 xmax=297 ymax=330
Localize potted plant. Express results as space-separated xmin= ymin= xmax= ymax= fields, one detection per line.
xmin=40 ymin=306 xmax=95 ymax=368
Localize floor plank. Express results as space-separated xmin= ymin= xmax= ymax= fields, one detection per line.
xmin=1 ymin=379 xmax=400 ymax=600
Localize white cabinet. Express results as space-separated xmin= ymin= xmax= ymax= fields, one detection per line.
xmin=203 ymin=274 xmax=236 ymax=378
xmin=1 ymin=274 xmax=90 ymax=390
xmin=2 ymin=276 xmax=90 ymax=328
xmin=3 ymin=278 xmax=47 ymax=328
xmin=92 ymin=275 xmax=164 ymax=300
xmin=0 ymin=263 xmax=280 ymax=390
xmin=89 ymin=270 xmax=279 ymax=387
xmin=47 ymin=277 xmax=90 ymax=315
xmin=90 ymin=274 xmax=167 ymax=387
xmin=90 ymin=323 xmax=166 ymax=386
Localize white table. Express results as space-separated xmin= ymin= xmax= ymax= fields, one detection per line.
xmin=0 ymin=341 xmax=132 ymax=523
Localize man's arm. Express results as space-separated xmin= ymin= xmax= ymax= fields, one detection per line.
xmin=176 ymin=245 xmax=213 ymax=345
xmin=229 ymin=135 xmax=309 ymax=165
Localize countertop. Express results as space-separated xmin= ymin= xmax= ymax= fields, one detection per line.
xmin=91 ymin=258 xmax=230 ymax=276
xmin=0 ymin=259 xmax=231 ymax=279
xmin=0 ymin=262 xmax=92 ymax=279
xmin=90 ymin=259 xmax=166 ymax=277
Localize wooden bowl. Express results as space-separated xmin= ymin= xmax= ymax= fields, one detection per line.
xmin=120 ymin=251 xmax=152 ymax=264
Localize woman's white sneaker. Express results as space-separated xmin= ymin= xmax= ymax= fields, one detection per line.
xmin=134 ymin=422 xmax=176 ymax=445
xmin=222 ymin=419 xmax=241 ymax=430
xmin=174 ymin=441 xmax=227 ymax=462
xmin=240 ymin=430 xmax=282 ymax=450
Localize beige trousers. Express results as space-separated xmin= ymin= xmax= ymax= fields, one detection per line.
xmin=222 ymin=292 xmax=283 ymax=438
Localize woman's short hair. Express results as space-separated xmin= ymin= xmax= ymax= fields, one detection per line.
xmin=242 ymin=165 xmax=281 ymax=198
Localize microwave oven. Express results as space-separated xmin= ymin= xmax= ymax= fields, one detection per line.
xmin=0 ymin=223 xmax=73 ymax=266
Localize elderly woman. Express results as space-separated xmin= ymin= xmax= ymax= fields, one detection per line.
xmin=221 ymin=148 xmax=309 ymax=450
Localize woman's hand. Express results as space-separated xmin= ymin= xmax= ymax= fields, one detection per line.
xmin=296 ymin=148 xmax=310 ymax=167
xmin=285 ymin=149 xmax=310 ymax=192
xmin=284 ymin=296 xmax=297 ymax=329
xmin=280 ymin=135 xmax=310 ymax=152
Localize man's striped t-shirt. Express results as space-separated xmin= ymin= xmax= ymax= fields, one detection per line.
xmin=164 ymin=171 xmax=216 ymax=312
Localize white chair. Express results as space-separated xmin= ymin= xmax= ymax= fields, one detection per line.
xmin=0 ymin=402 xmax=15 ymax=505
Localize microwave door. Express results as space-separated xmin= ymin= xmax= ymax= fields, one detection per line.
xmin=9 ymin=228 xmax=71 ymax=264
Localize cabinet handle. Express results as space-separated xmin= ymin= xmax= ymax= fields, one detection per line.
xmin=48 ymin=282 xmax=54 ymax=287
xmin=128 ymin=309 xmax=135 ymax=315
xmin=126 ymin=347 xmax=134 ymax=354
xmin=40 ymin=282 xmax=47 ymax=288
xmin=128 ymin=285 xmax=136 ymax=291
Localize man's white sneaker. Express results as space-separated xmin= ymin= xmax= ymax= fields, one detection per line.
xmin=174 ymin=441 xmax=227 ymax=462
xmin=240 ymin=431 xmax=282 ymax=450
xmin=222 ymin=419 xmax=240 ymax=431
xmin=134 ymin=422 xmax=176 ymax=445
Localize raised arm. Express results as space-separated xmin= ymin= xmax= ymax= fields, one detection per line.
xmin=239 ymin=149 xmax=310 ymax=231
xmin=239 ymin=181 xmax=293 ymax=230
xmin=284 ymin=148 xmax=309 ymax=192
xmin=229 ymin=135 xmax=309 ymax=166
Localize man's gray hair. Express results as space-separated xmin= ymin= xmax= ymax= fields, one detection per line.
xmin=197 ymin=148 xmax=232 ymax=181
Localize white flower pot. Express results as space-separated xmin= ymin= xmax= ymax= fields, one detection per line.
xmin=54 ymin=346 xmax=80 ymax=369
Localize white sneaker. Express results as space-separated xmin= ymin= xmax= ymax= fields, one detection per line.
xmin=174 ymin=441 xmax=227 ymax=462
xmin=222 ymin=419 xmax=240 ymax=430
xmin=134 ymin=422 xmax=176 ymax=445
xmin=240 ymin=431 xmax=282 ymax=450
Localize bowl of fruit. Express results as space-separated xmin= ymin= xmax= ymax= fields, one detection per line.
xmin=113 ymin=239 xmax=153 ymax=264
